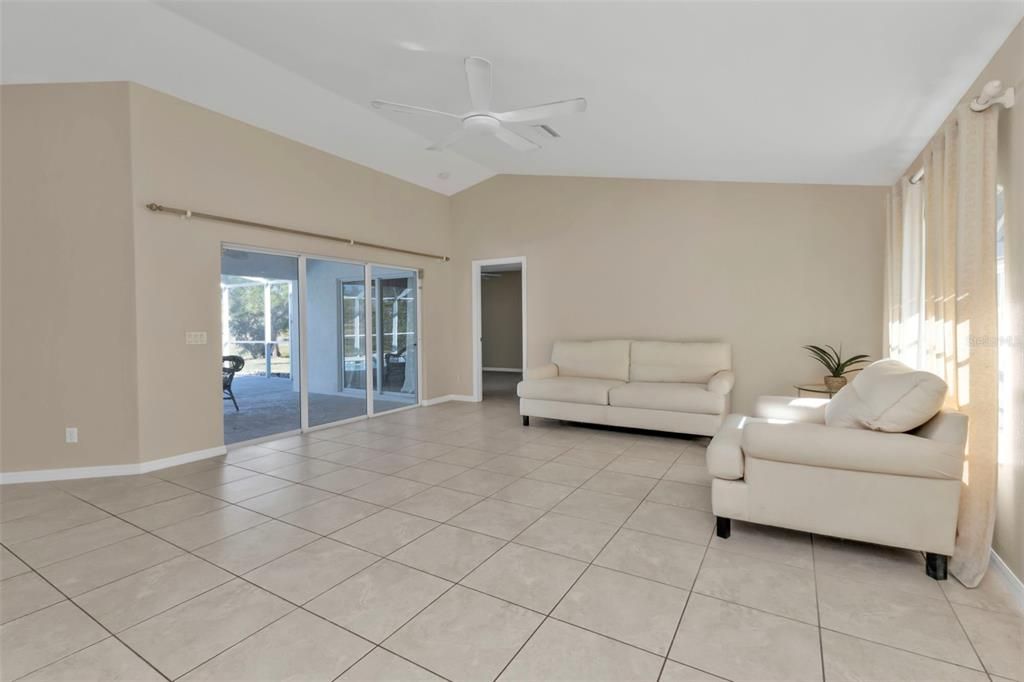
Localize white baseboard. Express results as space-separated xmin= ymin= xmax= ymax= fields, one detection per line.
xmin=0 ymin=445 xmax=227 ymax=485
xmin=421 ymin=394 xmax=476 ymax=406
xmin=483 ymin=367 xmax=523 ymax=373
xmin=991 ymin=549 xmax=1024 ymax=611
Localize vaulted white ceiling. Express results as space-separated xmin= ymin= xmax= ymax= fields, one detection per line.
xmin=3 ymin=1 xmax=1022 ymax=195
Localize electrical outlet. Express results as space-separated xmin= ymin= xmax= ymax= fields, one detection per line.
xmin=185 ymin=331 xmax=208 ymax=345
xmin=65 ymin=427 xmax=78 ymax=444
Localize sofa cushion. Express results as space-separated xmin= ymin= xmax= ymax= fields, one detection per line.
xmin=517 ymin=377 xmax=623 ymax=406
xmin=825 ymin=359 xmax=948 ymax=432
xmin=742 ymin=421 xmax=963 ymax=479
xmin=552 ymin=340 xmax=631 ymax=382
xmin=629 ymin=342 xmax=731 ymax=383
xmin=609 ymin=382 xmax=725 ymax=415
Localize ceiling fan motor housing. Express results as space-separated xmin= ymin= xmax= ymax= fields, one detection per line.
xmin=463 ymin=114 xmax=502 ymax=134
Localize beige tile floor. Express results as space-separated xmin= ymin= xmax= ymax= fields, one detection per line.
xmin=2 ymin=395 xmax=1022 ymax=681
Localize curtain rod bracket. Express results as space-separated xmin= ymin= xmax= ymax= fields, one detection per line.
xmin=970 ymin=80 xmax=1015 ymax=112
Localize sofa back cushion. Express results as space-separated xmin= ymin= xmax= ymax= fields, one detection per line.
xmin=552 ymin=340 xmax=631 ymax=381
xmin=825 ymin=359 xmax=948 ymax=432
xmin=629 ymin=341 xmax=731 ymax=383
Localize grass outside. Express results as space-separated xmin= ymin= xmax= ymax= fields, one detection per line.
xmin=234 ymin=356 xmax=292 ymax=376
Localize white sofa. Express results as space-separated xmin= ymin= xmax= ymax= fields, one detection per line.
xmin=708 ymin=394 xmax=967 ymax=579
xmin=517 ymin=340 xmax=733 ymax=436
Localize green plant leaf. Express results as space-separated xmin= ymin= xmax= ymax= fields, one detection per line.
xmin=803 ymin=345 xmax=840 ymax=374
xmin=837 ymin=354 xmax=872 ymax=374
xmin=803 ymin=344 xmax=870 ymax=377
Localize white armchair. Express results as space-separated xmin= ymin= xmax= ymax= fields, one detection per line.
xmin=708 ymin=394 xmax=967 ymax=580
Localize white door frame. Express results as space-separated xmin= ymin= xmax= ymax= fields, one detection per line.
xmin=472 ymin=257 xmax=527 ymax=402
xmin=221 ymin=243 xmax=423 ymax=445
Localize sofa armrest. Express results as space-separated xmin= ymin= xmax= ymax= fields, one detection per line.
xmin=741 ymin=421 xmax=963 ymax=479
xmin=707 ymin=413 xmax=747 ymax=480
xmin=707 ymin=370 xmax=735 ymax=395
xmin=526 ymin=363 xmax=559 ymax=380
xmin=753 ymin=395 xmax=828 ymax=424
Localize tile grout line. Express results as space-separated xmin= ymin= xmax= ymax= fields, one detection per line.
xmin=379 ymin=428 xmax=665 ymax=678
xmin=938 ymin=565 xmax=995 ymax=678
xmin=1 ymin=541 xmax=173 ymax=682
xmin=358 ymin=423 xmax=701 ymax=678
xmin=4 ymin=419 xmax=696 ymax=659
xmin=44 ymin=488 xmax=447 ymax=681
xmin=656 ymin=504 xmax=716 ymax=681
xmin=811 ymin=533 xmax=826 ymax=682
xmin=489 ymin=438 xmax=704 ymax=679
xmin=3 ymin=521 xmax=152 ymax=573
xmin=48 ymin=420 xmax=558 ymax=679
xmin=19 ymin=417 xmax=961 ymax=681
xmin=151 ymin=413 xmax=1024 ymax=677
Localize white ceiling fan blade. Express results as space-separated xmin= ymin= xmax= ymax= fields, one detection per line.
xmin=495 ymin=98 xmax=587 ymax=123
xmin=426 ymin=129 xmax=468 ymax=152
xmin=465 ymin=57 xmax=492 ymax=111
xmin=371 ymin=100 xmax=460 ymax=119
xmin=494 ymin=125 xmax=540 ymax=151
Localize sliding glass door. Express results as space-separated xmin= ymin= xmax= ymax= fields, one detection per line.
xmin=370 ymin=266 xmax=419 ymax=413
xmin=221 ymin=249 xmax=420 ymax=444
xmin=221 ymin=249 xmax=300 ymax=444
xmin=305 ymin=259 xmax=368 ymax=427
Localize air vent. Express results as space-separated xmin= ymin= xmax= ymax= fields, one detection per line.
xmin=534 ymin=124 xmax=561 ymax=138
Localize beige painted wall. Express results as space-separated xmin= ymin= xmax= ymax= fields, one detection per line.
xmin=126 ymin=84 xmax=455 ymax=462
xmin=451 ymin=175 xmax=886 ymax=413
xmin=481 ymin=270 xmax=523 ymax=369
xmin=1 ymin=83 xmax=140 ymax=471
xmin=901 ymin=19 xmax=1023 ymax=581
xmin=0 ymin=81 xmax=455 ymax=472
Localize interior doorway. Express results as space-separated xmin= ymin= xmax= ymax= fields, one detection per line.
xmin=472 ymin=257 xmax=526 ymax=402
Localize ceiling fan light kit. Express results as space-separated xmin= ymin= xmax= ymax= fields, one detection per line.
xmin=370 ymin=56 xmax=587 ymax=152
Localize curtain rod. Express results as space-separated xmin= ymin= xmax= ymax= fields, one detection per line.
xmin=146 ymin=203 xmax=451 ymax=263
xmin=908 ymin=80 xmax=1015 ymax=186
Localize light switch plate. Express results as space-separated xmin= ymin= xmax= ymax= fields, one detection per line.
xmin=65 ymin=427 xmax=78 ymax=444
xmin=185 ymin=331 xmax=208 ymax=345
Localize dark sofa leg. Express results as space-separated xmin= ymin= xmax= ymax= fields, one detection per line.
xmin=522 ymin=415 xmax=530 ymax=426
xmin=925 ymin=553 xmax=948 ymax=580
xmin=716 ymin=517 xmax=731 ymax=539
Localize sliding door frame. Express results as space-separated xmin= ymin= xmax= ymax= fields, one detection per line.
xmin=221 ymin=243 xmax=304 ymax=447
xmin=221 ymin=242 xmax=424 ymax=444
xmin=366 ymin=262 xmax=423 ymax=417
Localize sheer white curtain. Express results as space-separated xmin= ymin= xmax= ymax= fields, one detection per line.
xmin=885 ymin=105 xmax=1000 ymax=587
xmin=896 ymin=179 xmax=925 ymax=368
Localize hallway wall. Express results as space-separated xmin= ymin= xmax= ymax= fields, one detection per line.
xmin=481 ymin=270 xmax=523 ymax=370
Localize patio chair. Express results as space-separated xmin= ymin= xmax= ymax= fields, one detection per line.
xmin=383 ymin=347 xmax=406 ymax=391
xmin=223 ymin=355 xmax=245 ymax=411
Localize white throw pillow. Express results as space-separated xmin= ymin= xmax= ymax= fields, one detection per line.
xmin=824 ymin=359 xmax=948 ymax=433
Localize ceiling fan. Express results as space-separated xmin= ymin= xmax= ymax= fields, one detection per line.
xmin=371 ymin=56 xmax=586 ymax=152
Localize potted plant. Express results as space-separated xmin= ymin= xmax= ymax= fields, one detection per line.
xmin=802 ymin=344 xmax=870 ymax=392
